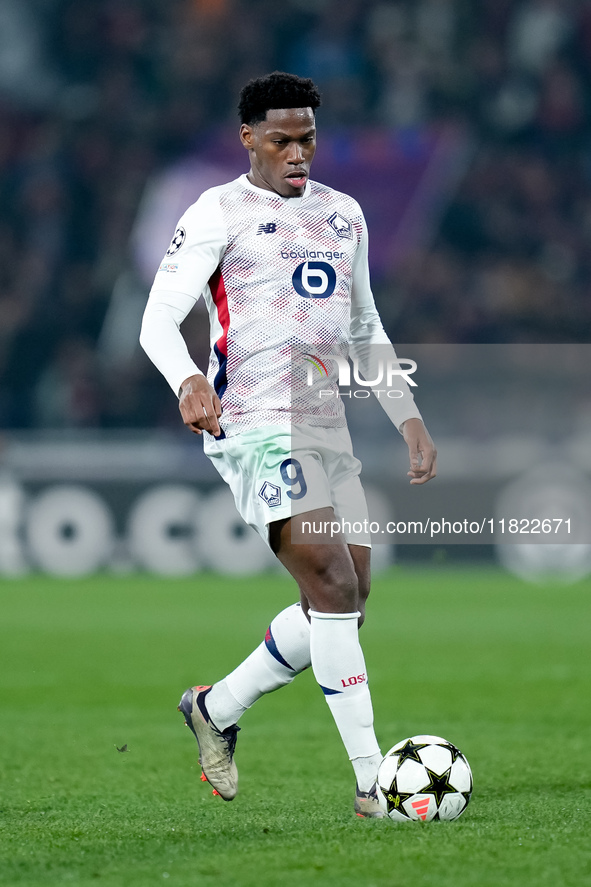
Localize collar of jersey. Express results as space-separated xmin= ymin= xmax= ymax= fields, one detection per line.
xmin=239 ymin=173 xmax=310 ymax=203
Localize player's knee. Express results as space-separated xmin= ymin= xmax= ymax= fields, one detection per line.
xmin=307 ymin=559 xmax=359 ymax=612
xmin=330 ymin=575 xmax=358 ymax=612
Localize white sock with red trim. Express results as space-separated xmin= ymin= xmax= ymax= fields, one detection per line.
xmin=309 ymin=610 xmax=381 ymax=792
xmin=205 ymin=603 xmax=311 ymax=731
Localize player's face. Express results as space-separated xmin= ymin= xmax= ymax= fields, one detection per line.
xmin=240 ymin=108 xmax=316 ymax=198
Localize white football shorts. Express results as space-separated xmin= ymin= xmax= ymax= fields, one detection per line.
xmin=203 ymin=424 xmax=371 ymax=548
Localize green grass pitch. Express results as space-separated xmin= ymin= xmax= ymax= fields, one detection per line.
xmin=0 ymin=566 xmax=589 ymax=887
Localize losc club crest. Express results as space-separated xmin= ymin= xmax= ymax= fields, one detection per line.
xmin=258 ymin=481 xmax=281 ymax=507
xmin=327 ymin=211 xmax=353 ymax=240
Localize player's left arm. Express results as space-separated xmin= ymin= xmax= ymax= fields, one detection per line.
xmin=349 ymin=210 xmax=437 ymax=484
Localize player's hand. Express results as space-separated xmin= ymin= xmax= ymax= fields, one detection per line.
xmin=179 ymin=374 xmax=222 ymax=436
xmin=402 ymin=418 xmax=437 ymax=485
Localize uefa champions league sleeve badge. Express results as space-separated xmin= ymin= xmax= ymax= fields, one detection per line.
xmin=166 ymin=226 xmax=186 ymax=256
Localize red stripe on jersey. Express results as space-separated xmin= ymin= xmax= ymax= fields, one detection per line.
xmin=209 ymin=266 xmax=230 ymax=359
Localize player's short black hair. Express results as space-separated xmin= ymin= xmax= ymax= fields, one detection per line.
xmin=238 ymin=71 xmax=321 ymax=126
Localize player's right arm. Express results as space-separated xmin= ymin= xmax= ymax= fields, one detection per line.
xmin=177 ymin=371 xmax=222 ymax=437
xmin=139 ymin=188 xmax=227 ymax=435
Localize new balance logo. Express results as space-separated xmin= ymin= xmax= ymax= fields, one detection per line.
xmin=257 ymin=223 xmax=277 ymax=234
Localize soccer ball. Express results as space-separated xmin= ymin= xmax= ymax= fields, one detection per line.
xmin=376 ymin=735 xmax=472 ymax=822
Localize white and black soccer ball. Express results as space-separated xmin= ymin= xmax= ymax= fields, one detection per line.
xmin=376 ymin=735 xmax=472 ymax=822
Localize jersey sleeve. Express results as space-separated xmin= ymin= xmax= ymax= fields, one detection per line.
xmin=140 ymin=289 xmax=204 ymax=396
xmin=349 ymin=212 xmax=423 ymax=431
xmin=150 ymin=188 xmax=227 ymax=297
xmin=139 ymin=189 xmax=227 ymax=396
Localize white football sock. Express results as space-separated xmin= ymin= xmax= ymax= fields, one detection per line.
xmin=351 ymin=752 xmax=383 ymax=793
xmin=205 ymin=602 xmax=311 ymax=731
xmin=309 ymin=610 xmax=381 ymax=792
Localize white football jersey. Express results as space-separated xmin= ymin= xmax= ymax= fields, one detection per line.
xmin=143 ymin=174 xmax=421 ymax=437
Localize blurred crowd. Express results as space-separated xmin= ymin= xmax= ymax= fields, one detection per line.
xmin=1 ymin=0 xmax=590 ymax=429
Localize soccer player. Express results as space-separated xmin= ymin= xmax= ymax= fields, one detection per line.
xmin=140 ymin=72 xmax=437 ymax=818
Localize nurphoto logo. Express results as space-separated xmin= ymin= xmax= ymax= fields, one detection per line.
xmin=303 ymin=353 xmax=417 ymax=389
